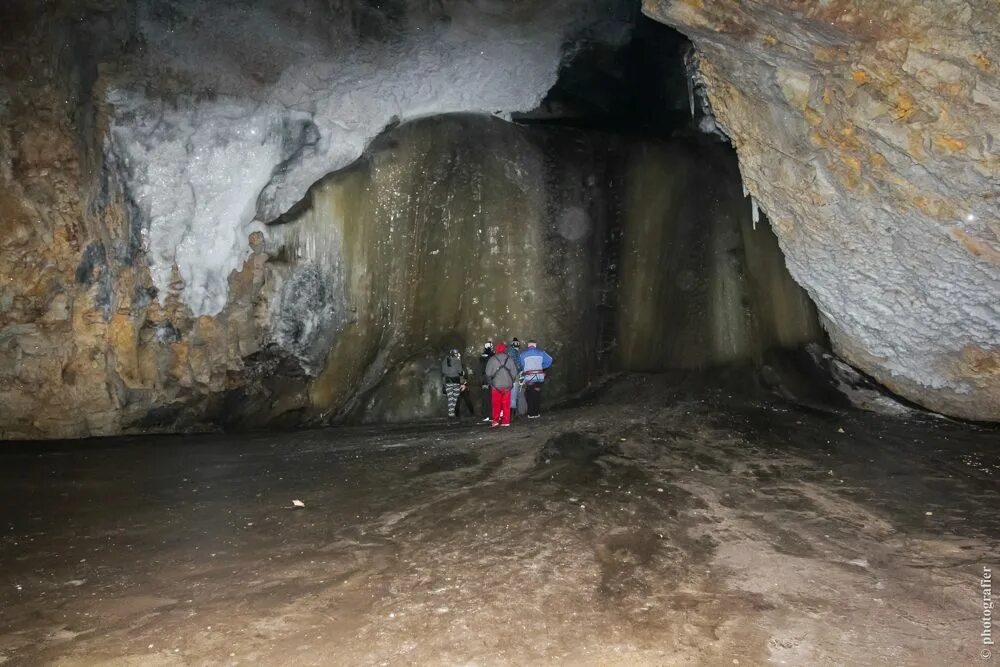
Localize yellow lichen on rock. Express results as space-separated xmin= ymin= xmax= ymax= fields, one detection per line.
xmin=972 ymin=52 xmax=993 ymax=71
xmin=890 ymin=92 xmax=916 ymax=121
xmin=933 ymin=135 xmax=968 ymax=153
xmin=108 ymin=313 xmax=141 ymax=388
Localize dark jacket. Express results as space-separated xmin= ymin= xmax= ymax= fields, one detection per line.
xmin=509 ymin=346 xmax=523 ymax=371
xmin=441 ymin=355 xmax=465 ymax=383
xmin=479 ymin=348 xmax=493 ymax=387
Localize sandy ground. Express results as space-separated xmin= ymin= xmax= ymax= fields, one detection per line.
xmin=0 ymin=375 xmax=997 ymax=666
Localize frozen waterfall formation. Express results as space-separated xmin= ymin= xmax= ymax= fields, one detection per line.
xmin=107 ymin=0 xmax=616 ymax=316
xmin=261 ymin=116 xmax=822 ymax=426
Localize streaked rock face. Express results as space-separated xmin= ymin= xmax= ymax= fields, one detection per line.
xmin=615 ymin=141 xmax=822 ymax=371
xmin=644 ymin=0 xmax=1000 ymax=421
xmin=265 ymin=115 xmax=616 ymax=424
xmin=268 ymin=117 xmax=821 ymax=425
xmin=0 ymin=89 xmax=818 ymax=437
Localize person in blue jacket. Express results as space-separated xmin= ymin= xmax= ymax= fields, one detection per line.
xmin=519 ymin=340 xmax=553 ymax=418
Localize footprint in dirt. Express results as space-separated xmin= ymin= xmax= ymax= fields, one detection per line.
xmin=533 ymin=432 xmax=618 ymax=486
xmin=594 ymin=527 xmax=659 ymax=600
xmin=414 ymin=451 xmax=479 ymax=475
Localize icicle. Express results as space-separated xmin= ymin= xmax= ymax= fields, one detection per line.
xmin=683 ymin=47 xmax=697 ymax=120
xmin=751 ymin=197 xmax=760 ymax=231
xmin=686 ymin=67 xmax=696 ymax=120
xmin=683 ymin=46 xmax=730 ymax=141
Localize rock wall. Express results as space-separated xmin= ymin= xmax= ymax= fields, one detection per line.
xmin=104 ymin=0 xmax=622 ymax=318
xmin=0 ymin=80 xmax=820 ymax=437
xmin=0 ymin=0 xmax=628 ymax=438
xmin=644 ymin=0 xmax=1000 ymax=421
xmin=268 ymin=117 xmax=823 ymax=424
xmin=14 ymin=0 xmax=988 ymax=437
xmin=265 ymin=114 xmax=615 ymax=424
xmin=616 ymin=141 xmax=822 ymax=370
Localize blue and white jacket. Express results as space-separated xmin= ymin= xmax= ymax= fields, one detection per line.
xmin=519 ymin=347 xmax=553 ymax=383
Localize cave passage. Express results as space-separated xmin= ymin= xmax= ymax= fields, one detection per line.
xmin=1 ymin=3 xmax=998 ymax=665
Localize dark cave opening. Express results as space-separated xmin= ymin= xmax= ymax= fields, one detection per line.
xmin=513 ymin=9 xmax=692 ymax=134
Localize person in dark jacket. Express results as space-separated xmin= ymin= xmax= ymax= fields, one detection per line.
xmin=508 ymin=337 xmax=524 ymax=417
xmin=441 ymin=348 xmax=473 ymax=421
xmin=483 ymin=341 xmax=519 ymax=427
xmin=456 ymin=369 xmax=475 ymax=419
xmin=478 ymin=340 xmax=494 ymax=422
xmin=519 ymin=340 xmax=553 ymax=418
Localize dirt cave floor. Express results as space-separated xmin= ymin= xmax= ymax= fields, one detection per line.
xmin=0 ymin=375 xmax=998 ymax=666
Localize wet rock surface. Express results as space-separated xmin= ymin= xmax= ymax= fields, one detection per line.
xmin=1 ymin=97 xmax=819 ymax=437
xmin=0 ymin=376 xmax=996 ymax=664
xmin=0 ymin=1 xmax=631 ymax=439
xmin=643 ymin=0 xmax=1000 ymax=421
xmin=615 ymin=139 xmax=822 ymax=370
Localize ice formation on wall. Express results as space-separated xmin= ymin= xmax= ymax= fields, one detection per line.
xmin=107 ymin=0 xmax=610 ymax=316
xmin=683 ymin=47 xmax=728 ymax=140
xmin=108 ymin=100 xmax=289 ymax=314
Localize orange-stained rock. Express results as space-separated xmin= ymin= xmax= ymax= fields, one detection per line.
xmin=108 ymin=313 xmax=142 ymax=388
xmin=168 ymin=341 xmax=192 ymax=387
xmin=949 ymin=228 xmax=1000 ymax=265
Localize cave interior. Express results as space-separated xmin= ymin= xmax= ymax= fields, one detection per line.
xmin=0 ymin=1 xmax=997 ymax=664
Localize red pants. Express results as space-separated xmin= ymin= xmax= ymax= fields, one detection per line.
xmin=491 ymin=388 xmax=512 ymax=425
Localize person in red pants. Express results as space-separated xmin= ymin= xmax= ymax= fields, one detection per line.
xmin=484 ymin=341 xmax=519 ymax=427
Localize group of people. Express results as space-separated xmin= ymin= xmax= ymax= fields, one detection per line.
xmin=440 ymin=338 xmax=553 ymax=428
